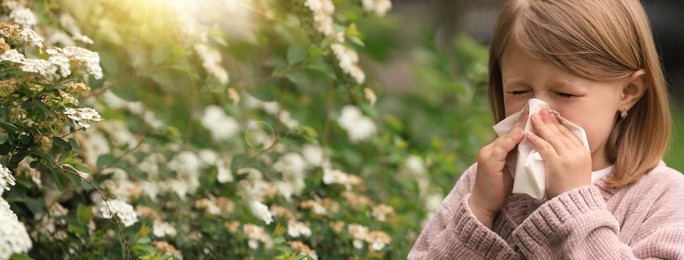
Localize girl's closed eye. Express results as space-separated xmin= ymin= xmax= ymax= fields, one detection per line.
xmin=508 ymin=90 xmax=530 ymax=95
xmin=555 ymin=91 xmax=574 ymax=98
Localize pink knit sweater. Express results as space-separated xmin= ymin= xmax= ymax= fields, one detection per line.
xmin=409 ymin=161 xmax=684 ymax=259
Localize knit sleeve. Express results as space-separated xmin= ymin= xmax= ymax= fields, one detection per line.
xmin=408 ymin=164 xmax=521 ymax=260
xmin=511 ymin=177 xmax=684 ymax=259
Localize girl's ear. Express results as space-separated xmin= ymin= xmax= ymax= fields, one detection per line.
xmin=620 ymin=69 xmax=647 ymax=111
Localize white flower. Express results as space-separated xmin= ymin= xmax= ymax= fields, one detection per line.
xmin=273 ymin=153 xmax=308 ymax=195
xmin=364 ymin=88 xmax=377 ymax=106
xmin=331 ymin=44 xmax=365 ymax=84
xmin=20 ymin=58 xmax=57 ymax=80
xmin=405 ymin=155 xmax=426 ymax=175
xmin=243 ymin=224 xmax=273 ymax=250
xmin=200 ymin=105 xmax=239 ymax=142
xmin=10 ymin=8 xmax=38 ymax=27
xmin=63 ymin=107 xmax=103 ymax=128
xmin=261 ymin=101 xmax=280 ymax=115
xmin=371 ymin=204 xmax=394 ymax=222
xmin=302 ymin=144 xmax=325 ymax=167
xmin=194 ymin=44 xmax=229 ymax=85
xmin=304 ymin=0 xmax=336 ymax=37
xmin=48 ymin=53 xmax=72 ymax=78
xmin=362 ymin=0 xmax=392 ymax=16
xmin=248 ymin=200 xmax=273 ymax=224
xmin=337 ymin=105 xmax=376 ymax=143
xmin=0 ymin=164 xmax=15 ymax=194
xmin=59 ymin=47 xmax=103 ymax=79
xmin=287 ymin=220 xmax=312 ymax=238
xmin=278 ymin=111 xmax=299 ymax=129
xmin=99 ymin=200 xmax=138 ymax=227
xmin=216 ymin=161 xmax=233 ymax=183
xmin=73 ymin=34 xmax=94 ymax=44
xmin=0 ymin=49 xmax=25 ymax=63
xmin=19 ymin=28 xmax=44 ymax=48
xmin=273 ymin=153 xmax=308 ymax=177
xmin=152 ymin=220 xmax=177 ymax=238
xmin=322 ymin=168 xmax=360 ymax=190
xmin=0 ymin=198 xmax=33 ymax=259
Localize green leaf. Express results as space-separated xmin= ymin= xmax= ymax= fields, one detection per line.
xmin=68 ymin=224 xmax=87 ymax=235
xmin=308 ymin=45 xmax=323 ymax=57
xmin=18 ymin=134 xmax=30 ymax=145
xmin=287 ymin=44 xmax=308 ymax=66
xmin=10 ymin=253 xmax=33 ymax=260
xmin=50 ymin=167 xmax=67 ymax=191
xmin=53 ymin=137 xmax=69 ymax=149
xmin=64 ymin=166 xmax=83 ymax=188
xmin=0 ymin=122 xmax=19 ymax=133
xmin=73 ymin=164 xmax=93 ymax=174
xmin=68 ymin=138 xmax=81 ymax=151
xmin=10 ymin=149 xmax=29 ymax=166
xmin=77 ymin=204 xmax=93 ymax=225
xmin=0 ymin=142 xmax=11 ymax=156
xmin=230 ymin=154 xmax=251 ymax=172
xmin=285 ymin=71 xmax=308 ymax=86
xmin=96 ymin=154 xmax=117 ymax=169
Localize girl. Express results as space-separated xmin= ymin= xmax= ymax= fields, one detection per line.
xmin=409 ymin=0 xmax=684 ymax=259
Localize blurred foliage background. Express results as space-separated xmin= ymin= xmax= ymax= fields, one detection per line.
xmin=0 ymin=0 xmax=682 ymax=259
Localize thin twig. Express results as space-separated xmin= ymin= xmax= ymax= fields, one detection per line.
xmin=60 ymin=166 xmax=132 ymax=260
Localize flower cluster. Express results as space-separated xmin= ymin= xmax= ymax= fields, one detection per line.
xmin=0 ymin=164 xmax=15 ymax=195
xmin=304 ymin=0 xmax=336 ymax=38
xmin=362 ymin=0 xmax=392 ymax=16
xmin=331 ymin=43 xmax=365 ymax=84
xmin=0 ymin=198 xmax=32 ymax=259
xmin=337 ymin=105 xmax=377 ymax=143
xmin=99 ymin=200 xmax=139 ymax=227
xmin=63 ymin=107 xmax=103 ymax=128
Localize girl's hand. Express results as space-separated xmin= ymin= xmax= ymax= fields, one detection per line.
xmin=526 ymin=108 xmax=592 ymax=199
xmin=469 ymin=107 xmax=527 ymax=228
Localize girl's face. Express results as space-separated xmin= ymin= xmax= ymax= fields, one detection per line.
xmin=500 ymin=43 xmax=629 ymax=171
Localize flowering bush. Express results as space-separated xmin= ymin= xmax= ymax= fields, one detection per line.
xmin=0 ymin=0 xmax=493 ymax=259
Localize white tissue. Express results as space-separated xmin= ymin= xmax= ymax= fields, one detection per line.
xmin=492 ymin=98 xmax=590 ymax=200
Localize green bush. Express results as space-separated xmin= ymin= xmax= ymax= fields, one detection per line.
xmin=0 ymin=0 xmax=494 ymax=259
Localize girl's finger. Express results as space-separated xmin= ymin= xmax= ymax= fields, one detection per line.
xmin=526 ymin=131 xmax=559 ymax=159
xmin=547 ymin=110 xmax=584 ymax=148
xmin=540 ymin=109 xmax=578 ymax=149
xmin=515 ymin=105 xmax=529 ymax=129
xmin=531 ymin=111 xmax=569 ymax=153
xmin=490 ymin=128 xmax=525 ymax=160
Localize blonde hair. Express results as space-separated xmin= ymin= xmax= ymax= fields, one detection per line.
xmin=488 ymin=0 xmax=671 ymax=187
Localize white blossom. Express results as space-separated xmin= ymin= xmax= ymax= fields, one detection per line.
xmin=0 ymin=165 xmax=15 ymax=195
xmin=63 ymin=107 xmax=103 ymax=128
xmin=153 ymin=220 xmax=177 ymax=238
xmin=99 ymin=200 xmax=138 ymax=227
xmin=18 ymin=28 xmax=44 ymax=48
xmin=200 ymin=105 xmax=239 ymax=142
xmin=57 ymin=46 xmax=103 ymax=79
xmin=20 ymin=58 xmax=57 ymax=79
xmin=194 ymin=44 xmax=229 ymax=85
xmin=48 ymin=53 xmax=72 ymax=78
xmin=287 ymin=220 xmax=312 ymax=238
xmin=0 ymin=49 xmax=25 ymax=63
xmin=304 ymin=0 xmax=336 ymax=37
xmin=243 ymin=224 xmax=273 ymax=250
xmin=302 ymin=144 xmax=325 ymax=167
xmin=10 ymin=8 xmax=38 ymax=27
xmin=0 ymin=198 xmax=32 ymax=259
xmin=337 ymin=105 xmax=377 ymax=143
xmin=73 ymin=34 xmax=94 ymax=44
xmin=362 ymin=0 xmax=392 ymax=16
xmin=331 ymin=44 xmax=365 ymax=84
xmin=322 ymin=168 xmax=361 ymax=190
xmin=248 ymin=200 xmax=273 ymax=224
xmin=216 ymin=161 xmax=233 ymax=183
